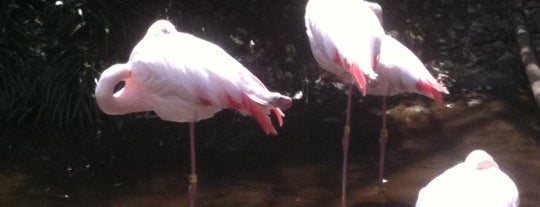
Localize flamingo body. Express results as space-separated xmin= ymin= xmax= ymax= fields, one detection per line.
xmin=95 ymin=20 xmax=292 ymax=135
xmin=416 ymin=150 xmax=519 ymax=207
xmin=369 ymin=35 xmax=449 ymax=104
xmin=305 ymin=0 xmax=384 ymax=95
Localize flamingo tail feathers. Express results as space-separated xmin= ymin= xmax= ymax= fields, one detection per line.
xmin=228 ymin=94 xmax=288 ymax=135
xmin=333 ymin=48 xmax=368 ymax=95
xmin=349 ymin=64 xmax=367 ymax=95
xmin=416 ymin=80 xmax=448 ymax=106
xmin=272 ymin=108 xmax=284 ymax=127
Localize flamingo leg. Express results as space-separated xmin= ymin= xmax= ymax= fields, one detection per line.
xmin=188 ymin=122 xmax=197 ymax=207
xmin=342 ymin=85 xmax=353 ymax=207
xmin=378 ymin=96 xmax=388 ymax=186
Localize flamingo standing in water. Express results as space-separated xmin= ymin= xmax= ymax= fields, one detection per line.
xmin=364 ymin=2 xmax=448 ymax=187
xmin=416 ymin=150 xmax=519 ymax=207
xmin=372 ymin=34 xmax=448 ymax=186
xmin=305 ymin=0 xmax=384 ymax=205
xmin=305 ymin=0 xmax=447 ymax=205
xmin=95 ymin=20 xmax=292 ymax=207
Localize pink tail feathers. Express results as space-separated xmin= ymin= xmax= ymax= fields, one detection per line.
xmin=333 ymin=48 xmax=369 ymax=95
xmin=228 ymin=94 xmax=290 ymax=135
xmin=349 ymin=64 xmax=367 ymax=95
xmin=416 ymin=79 xmax=449 ymax=106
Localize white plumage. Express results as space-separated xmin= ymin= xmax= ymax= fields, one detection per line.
xmin=416 ymin=150 xmax=519 ymax=207
xmin=305 ymin=0 xmax=385 ymax=94
xmin=96 ymin=20 xmax=291 ymax=134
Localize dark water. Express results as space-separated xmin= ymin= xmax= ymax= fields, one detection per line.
xmin=2 ymin=93 xmax=540 ymax=207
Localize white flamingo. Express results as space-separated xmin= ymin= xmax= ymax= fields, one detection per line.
xmin=416 ymin=150 xmax=519 ymax=207
xmin=95 ymin=20 xmax=292 ymax=207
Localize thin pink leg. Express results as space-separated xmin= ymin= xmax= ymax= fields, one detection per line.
xmin=378 ymin=96 xmax=388 ymax=186
xmin=342 ymin=86 xmax=353 ymax=207
xmin=188 ymin=122 xmax=197 ymax=207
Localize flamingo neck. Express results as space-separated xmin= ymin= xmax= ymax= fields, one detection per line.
xmin=95 ymin=64 xmax=143 ymax=115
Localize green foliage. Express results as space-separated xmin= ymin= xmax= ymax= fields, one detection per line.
xmin=0 ymin=0 xmax=113 ymax=127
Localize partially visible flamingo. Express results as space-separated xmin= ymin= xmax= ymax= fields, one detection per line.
xmin=416 ymin=150 xmax=519 ymax=207
xmin=95 ymin=19 xmax=292 ymax=207
xmin=361 ymin=1 xmax=449 ymax=187
xmin=305 ymin=0 xmax=384 ymax=206
xmin=372 ymin=34 xmax=448 ymax=186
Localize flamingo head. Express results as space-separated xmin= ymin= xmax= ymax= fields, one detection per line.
xmin=464 ymin=150 xmax=498 ymax=170
xmin=145 ymin=19 xmax=177 ymax=38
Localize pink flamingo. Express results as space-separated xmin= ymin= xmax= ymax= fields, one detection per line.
xmin=365 ymin=1 xmax=449 ymax=188
xmin=416 ymin=150 xmax=519 ymax=207
xmin=95 ymin=20 xmax=292 ymax=207
xmin=372 ymin=34 xmax=448 ymax=187
xmin=305 ymin=0 xmax=447 ymax=205
xmin=305 ymin=0 xmax=384 ymax=206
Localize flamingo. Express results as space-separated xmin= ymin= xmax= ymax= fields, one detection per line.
xmin=372 ymin=34 xmax=448 ymax=187
xmin=95 ymin=19 xmax=292 ymax=207
xmin=416 ymin=150 xmax=519 ymax=207
xmin=364 ymin=1 xmax=448 ymax=187
xmin=305 ymin=0 xmax=447 ymax=205
xmin=305 ymin=0 xmax=383 ymax=205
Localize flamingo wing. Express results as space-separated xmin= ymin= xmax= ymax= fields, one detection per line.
xmin=305 ymin=0 xmax=384 ymax=95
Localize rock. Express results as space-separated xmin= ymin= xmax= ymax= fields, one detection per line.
xmin=492 ymin=41 xmax=505 ymax=49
